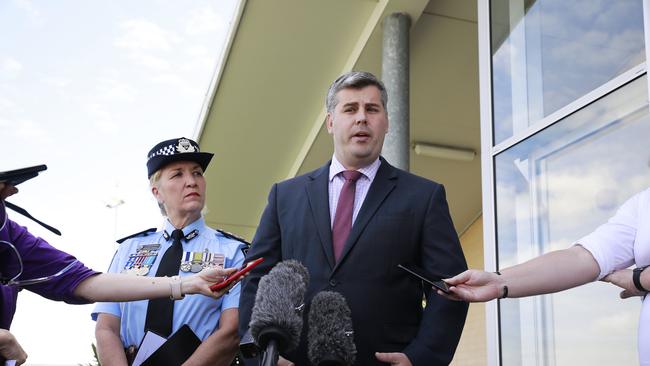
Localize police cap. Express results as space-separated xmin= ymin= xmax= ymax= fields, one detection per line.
xmin=146 ymin=137 xmax=213 ymax=178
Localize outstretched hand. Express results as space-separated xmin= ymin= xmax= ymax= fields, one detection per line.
xmin=184 ymin=266 xmax=238 ymax=299
xmin=439 ymin=269 xmax=503 ymax=302
xmin=602 ymin=269 xmax=646 ymax=299
xmin=0 ymin=183 xmax=18 ymax=201
xmin=0 ymin=329 xmax=27 ymax=365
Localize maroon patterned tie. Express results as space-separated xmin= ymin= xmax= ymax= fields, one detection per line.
xmin=332 ymin=170 xmax=362 ymax=262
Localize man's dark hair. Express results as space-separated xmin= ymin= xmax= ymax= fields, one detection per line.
xmin=325 ymin=71 xmax=388 ymax=113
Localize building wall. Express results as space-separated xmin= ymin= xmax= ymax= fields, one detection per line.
xmin=451 ymin=216 xmax=486 ymax=365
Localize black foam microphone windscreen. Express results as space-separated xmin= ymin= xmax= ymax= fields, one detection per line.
xmin=249 ymin=260 xmax=309 ymax=353
xmin=308 ymin=291 xmax=356 ymax=366
xmin=281 ymin=259 xmax=310 ymax=289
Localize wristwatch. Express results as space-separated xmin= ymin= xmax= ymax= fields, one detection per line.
xmin=632 ymin=265 xmax=649 ymax=292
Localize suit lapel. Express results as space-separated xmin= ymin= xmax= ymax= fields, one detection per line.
xmin=306 ymin=162 xmax=335 ymax=269
xmin=334 ymin=159 xmax=398 ymax=270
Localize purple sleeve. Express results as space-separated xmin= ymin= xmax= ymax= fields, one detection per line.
xmin=6 ymin=219 xmax=99 ymax=304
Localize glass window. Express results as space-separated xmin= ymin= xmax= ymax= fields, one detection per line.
xmin=495 ymin=76 xmax=648 ymax=365
xmin=491 ymin=0 xmax=645 ymax=145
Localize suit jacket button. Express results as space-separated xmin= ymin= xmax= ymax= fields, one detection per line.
xmin=329 ymin=279 xmax=338 ymax=287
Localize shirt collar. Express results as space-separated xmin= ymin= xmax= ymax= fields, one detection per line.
xmin=162 ymin=216 xmax=206 ymax=239
xmin=329 ymin=155 xmax=381 ymax=182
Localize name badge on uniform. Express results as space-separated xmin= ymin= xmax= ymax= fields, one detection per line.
xmin=180 ymin=249 xmax=225 ymax=273
xmin=122 ymin=244 xmax=161 ymax=276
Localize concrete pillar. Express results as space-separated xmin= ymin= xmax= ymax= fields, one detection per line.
xmin=382 ymin=12 xmax=411 ymax=171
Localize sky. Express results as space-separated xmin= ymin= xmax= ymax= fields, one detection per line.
xmin=0 ymin=0 xmax=238 ymax=364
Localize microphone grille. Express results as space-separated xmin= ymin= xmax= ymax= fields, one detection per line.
xmin=308 ymin=291 xmax=356 ymax=366
xmin=249 ymin=261 xmax=307 ymax=352
xmin=276 ymin=259 xmax=309 ymax=287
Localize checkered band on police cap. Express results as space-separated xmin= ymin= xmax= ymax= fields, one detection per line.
xmin=146 ymin=137 xmax=213 ymax=178
xmin=148 ymin=138 xmax=199 ymax=160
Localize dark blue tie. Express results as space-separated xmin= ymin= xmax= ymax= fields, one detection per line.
xmin=144 ymin=229 xmax=184 ymax=337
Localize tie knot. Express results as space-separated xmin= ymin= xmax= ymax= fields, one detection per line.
xmin=171 ymin=229 xmax=184 ymax=241
xmin=341 ymin=170 xmax=362 ymax=182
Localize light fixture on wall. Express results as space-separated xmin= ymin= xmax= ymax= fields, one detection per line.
xmin=413 ymin=142 xmax=477 ymax=162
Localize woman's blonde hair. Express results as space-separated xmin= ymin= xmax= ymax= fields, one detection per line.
xmin=149 ymin=170 xmax=167 ymax=216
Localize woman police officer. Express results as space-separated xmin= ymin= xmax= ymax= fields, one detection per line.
xmin=93 ymin=137 xmax=248 ymax=365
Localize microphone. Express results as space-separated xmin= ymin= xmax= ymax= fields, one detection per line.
xmin=280 ymin=259 xmax=310 ymax=289
xmin=308 ymin=291 xmax=356 ymax=366
xmin=249 ymin=260 xmax=309 ymax=366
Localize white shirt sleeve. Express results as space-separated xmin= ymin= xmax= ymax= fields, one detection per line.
xmin=575 ymin=190 xmax=642 ymax=279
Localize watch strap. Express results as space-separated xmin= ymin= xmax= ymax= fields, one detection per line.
xmin=633 ymin=266 xmax=649 ymax=292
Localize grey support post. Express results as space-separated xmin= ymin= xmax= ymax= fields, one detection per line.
xmin=382 ymin=12 xmax=411 ymax=171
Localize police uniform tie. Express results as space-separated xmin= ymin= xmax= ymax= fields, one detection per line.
xmin=332 ymin=170 xmax=362 ymax=262
xmin=144 ymin=228 xmax=185 ymax=337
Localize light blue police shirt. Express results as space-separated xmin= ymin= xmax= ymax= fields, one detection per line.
xmin=91 ymin=217 xmax=246 ymax=347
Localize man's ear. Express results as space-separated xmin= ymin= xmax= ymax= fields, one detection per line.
xmin=326 ymin=113 xmax=334 ymax=134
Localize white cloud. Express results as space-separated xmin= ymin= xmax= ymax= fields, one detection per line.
xmin=181 ymin=45 xmax=216 ymax=72
xmin=43 ymin=76 xmax=70 ymax=89
xmin=152 ymin=73 xmax=185 ymax=86
xmin=12 ymin=0 xmax=42 ymax=24
xmin=115 ymin=19 xmax=180 ymax=51
xmin=185 ymin=7 xmax=227 ymax=36
xmin=1 ymin=57 xmax=23 ymax=79
xmin=186 ymin=44 xmax=209 ymax=58
xmin=86 ymin=103 xmax=119 ymax=134
xmin=13 ymin=119 xmax=52 ymax=143
xmin=114 ymin=19 xmax=179 ymax=71
xmin=128 ymin=53 xmax=171 ymax=71
xmin=0 ymin=97 xmax=16 ymax=110
xmin=96 ymin=77 xmax=137 ymax=102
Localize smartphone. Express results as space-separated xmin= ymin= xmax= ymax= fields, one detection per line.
xmin=0 ymin=165 xmax=47 ymax=186
xmin=210 ymin=257 xmax=264 ymax=291
xmin=397 ymin=263 xmax=450 ymax=294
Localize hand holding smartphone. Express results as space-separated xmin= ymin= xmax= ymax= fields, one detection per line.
xmin=0 ymin=165 xmax=47 ymax=186
xmin=210 ymin=257 xmax=264 ymax=292
xmin=397 ymin=263 xmax=450 ymax=294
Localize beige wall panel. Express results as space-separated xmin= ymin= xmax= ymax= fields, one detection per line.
xmin=452 ymin=216 xmax=487 ymax=365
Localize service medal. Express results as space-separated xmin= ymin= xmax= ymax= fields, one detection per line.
xmin=180 ymin=261 xmax=192 ymax=272
xmin=123 ymin=244 xmax=160 ymax=276
xmin=189 ymin=263 xmax=202 ymax=273
xmin=209 ymin=253 xmax=225 ymax=268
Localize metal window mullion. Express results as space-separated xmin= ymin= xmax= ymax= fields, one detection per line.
xmin=492 ymin=62 xmax=647 ymax=156
xmin=643 ymin=0 xmax=650 ymax=100
xmin=478 ymin=0 xmax=500 ymax=365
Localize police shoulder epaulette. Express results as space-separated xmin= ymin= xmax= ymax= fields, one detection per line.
xmin=216 ymin=229 xmax=251 ymax=246
xmin=116 ymin=228 xmax=157 ymax=244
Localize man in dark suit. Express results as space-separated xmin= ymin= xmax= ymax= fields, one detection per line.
xmin=239 ymin=71 xmax=468 ymax=366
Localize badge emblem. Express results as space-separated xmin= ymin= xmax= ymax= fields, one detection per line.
xmin=176 ymin=138 xmax=196 ymax=153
